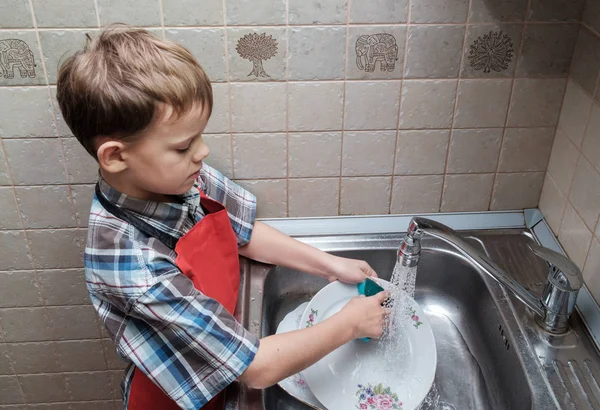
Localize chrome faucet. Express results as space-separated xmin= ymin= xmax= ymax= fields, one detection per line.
xmin=398 ymin=217 xmax=583 ymax=334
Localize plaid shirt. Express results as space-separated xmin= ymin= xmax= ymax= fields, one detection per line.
xmin=85 ymin=164 xmax=259 ymax=409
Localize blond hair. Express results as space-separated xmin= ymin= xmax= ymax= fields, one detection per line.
xmin=56 ymin=24 xmax=213 ymax=159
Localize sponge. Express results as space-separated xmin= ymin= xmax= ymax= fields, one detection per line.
xmin=357 ymin=278 xmax=386 ymax=342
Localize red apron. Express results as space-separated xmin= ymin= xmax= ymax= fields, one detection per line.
xmin=96 ymin=185 xmax=241 ymax=410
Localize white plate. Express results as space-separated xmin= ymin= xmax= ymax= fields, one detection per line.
xmin=300 ymin=280 xmax=437 ymax=410
xmin=275 ymin=302 xmax=325 ymax=409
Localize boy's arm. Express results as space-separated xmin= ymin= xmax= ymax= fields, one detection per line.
xmin=238 ymin=221 xmax=377 ymax=284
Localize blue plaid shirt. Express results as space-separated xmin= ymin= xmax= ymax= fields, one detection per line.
xmin=85 ymin=164 xmax=259 ymax=409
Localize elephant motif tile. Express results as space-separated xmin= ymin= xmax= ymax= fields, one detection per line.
xmin=0 ymin=31 xmax=43 ymax=86
xmin=346 ymin=26 xmax=406 ymax=80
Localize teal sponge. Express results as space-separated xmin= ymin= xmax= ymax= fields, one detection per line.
xmin=356 ymin=278 xmax=386 ymax=342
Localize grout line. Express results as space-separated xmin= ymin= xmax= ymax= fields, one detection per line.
xmin=582 ymin=21 xmax=600 ymax=39
xmin=337 ymin=0 xmax=351 ymax=216
xmin=158 ymin=0 xmax=166 ymax=39
xmin=92 ymin=0 xmax=101 ymax=28
xmin=285 ymin=0 xmax=290 ymax=217
xmin=221 ymin=0 xmax=235 ymax=183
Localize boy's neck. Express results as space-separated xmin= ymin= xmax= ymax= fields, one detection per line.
xmin=100 ymin=170 xmax=176 ymax=203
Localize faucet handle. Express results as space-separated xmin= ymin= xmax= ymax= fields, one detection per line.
xmin=528 ymin=243 xmax=583 ymax=292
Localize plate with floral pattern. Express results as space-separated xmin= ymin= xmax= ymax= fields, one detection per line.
xmin=276 ymin=301 xmax=326 ymax=409
xmin=299 ymin=280 xmax=436 ymax=410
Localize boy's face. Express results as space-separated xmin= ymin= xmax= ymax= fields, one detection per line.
xmin=109 ymin=103 xmax=211 ymax=202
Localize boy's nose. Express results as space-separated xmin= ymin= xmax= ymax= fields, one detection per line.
xmin=193 ymin=143 xmax=209 ymax=162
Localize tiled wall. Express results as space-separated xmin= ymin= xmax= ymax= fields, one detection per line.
xmin=539 ymin=0 xmax=600 ymax=304
xmin=0 ymin=0 xmax=587 ymax=408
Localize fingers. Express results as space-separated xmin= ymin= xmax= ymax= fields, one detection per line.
xmin=363 ymin=263 xmax=378 ymax=278
xmin=375 ymin=290 xmax=391 ymax=303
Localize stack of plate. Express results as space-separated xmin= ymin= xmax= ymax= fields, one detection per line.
xmin=275 ymin=280 xmax=437 ymax=410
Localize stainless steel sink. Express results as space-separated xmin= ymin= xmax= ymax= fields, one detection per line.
xmin=228 ymin=229 xmax=600 ymax=410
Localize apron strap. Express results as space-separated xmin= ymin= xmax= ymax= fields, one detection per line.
xmin=94 ymin=183 xmax=179 ymax=250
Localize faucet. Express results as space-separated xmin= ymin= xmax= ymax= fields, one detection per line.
xmin=397 ymin=217 xmax=584 ymax=334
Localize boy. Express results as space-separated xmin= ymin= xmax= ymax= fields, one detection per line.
xmin=56 ymin=25 xmax=388 ymax=410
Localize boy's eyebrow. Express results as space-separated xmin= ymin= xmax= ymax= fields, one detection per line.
xmin=172 ymin=133 xmax=199 ymax=145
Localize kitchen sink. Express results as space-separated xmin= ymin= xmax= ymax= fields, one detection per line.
xmin=228 ymin=229 xmax=600 ymax=410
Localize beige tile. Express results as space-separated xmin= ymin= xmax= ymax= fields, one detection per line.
xmin=390 ymin=175 xmax=443 ymax=213
xmin=559 ymin=204 xmax=593 ymax=270
xmin=0 ymin=344 xmax=12 ymax=375
xmin=27 ymin=229 xmax=86 ymax=269
xmin=0 ymin=88 xmax=55 ymax=138
xmin=19 ymin=373 xmax=69 ymax=403
xmin=71 ymin=184 xmax=95 ymax=228
xmin=349 ymin=0 xmax=408 ymax=23
xmin=233 ymin=134 xmax=286 ymax=179
xmin=583 ymin=236 xmax=600 ymax=304
xmin=558 ymin=80 xmax=594 ymax=148
xmin=7 ymin=342 xmax=60 ymax=374
xmin=38 ymin=269 xmax=90 ymax=306
xmin=288 ymin=27 xmax=346 ymax=80
xmin=62 ymin=138 xmax=99 ymax=184
xmin=341 ymin=177 xmax=392 ymax=215
xmin=162 ymin=0 xmax=224 ymax=25
xmin=0 ymin=271 xmax=43 ymax=308
xmin=0 ymin=375 xmax=24 ymax=405
xmin=56 ymin=340 xmax=107 ymax=372
xmin=23 ymin=403 xmax=69 ymax=410
xmin=0 ymin=0 xmax=33 ymax=28
xmin=102 ymin=339 xmax=128 ymax=370
xmin=454 ymin=79 xmax=513 ymax=128
xmin=288 ymin=82 xmax=344 ymax=131
xmin=39 ymin=29 xmax=98 ymax=85
xmin=67 ymin=371 xmax=114 ymax=401
xmin=539 ymin=174 xmax=567 ymax=236
xmin=289 ymin=0 xmax=346 ymax=24
xmin=447 ymin=129 xmax=503 ymax=173
xmin=342 ymin=131 xmax=396 ymax=176
xmin=507 ymin=78 xmax=567 ymax=127
xmin=498 ymin=128 xmax=554 ymax=172
xmin=395 ymin=130 xmax=450 ymax=175
xmin=410 ymin=0 xmax=469 ymax=23
xmin=4 ymin=139 xmax=67 ymax=185
xmin=0 ymin=308 xmax=53 ymax=343
xmin=230 ymin=83 xmax=287 ymax=132
xmin=33 ymin=0 xmax=97 ymax=27
xmin=546 ymin=129 xmax=579 ymax=194
xmin=288 ymin=178 xmax=340 ymax=217
xmin=226 ymin=0 xmax=286 ymax=25
xmin=345 ymin=82 xmax=401 ymax=130
xmin=46 ymin=305 xmax=101 ymax=340
xmin=490 ymin=172 xmax=545 ymax=210
xmin=203 ymin=135 xmax=233 ymax=178
xmin=582 ymin=103 xmax=600 ymax=172
xmin=0 ymin=188 xmax=20 ymax=229
xmin=404 ymin=25 xmax=465 ymax=79
xmin=235 ymin=180 xmax=287 ymax=218
xmin=441 ymin=174 xmax=494 ymax=212
xmin=70 ymin=402 xmax=116 ymax=410
xmin=569 ymin=156 xmax=600 ymax=230
xmin=0 ymin=143 xmax=11 ymax=186
xmin=15 ymin=186 xmax=77 ymax=229
xmin=0 ymin=231 xmax=33 ymax=271
xmin=204 ymin=84 xmax=229 ymax=134
xmin=399 ymin=80 xmax=457 ymax=129
xmin=289 ymin=132 xmax=342 ymax=177
xmin=109 ymin=370 xmax=124 ymax=401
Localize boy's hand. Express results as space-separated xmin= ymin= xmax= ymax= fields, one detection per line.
xmin=326 ymin=256 xmax=378 ymax=284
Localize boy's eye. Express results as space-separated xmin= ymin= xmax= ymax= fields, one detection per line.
xmin=176 ymin=146 xmax=190 ymax=153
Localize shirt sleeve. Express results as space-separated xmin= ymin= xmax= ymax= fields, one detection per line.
xmin=120 ymin=272 xmax=259 ymax=410
xmin=199 ymin=163 xmax=257 ymax=246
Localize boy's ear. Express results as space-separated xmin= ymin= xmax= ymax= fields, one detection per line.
xmin=97 ymin=140 xmax=128 ymax=174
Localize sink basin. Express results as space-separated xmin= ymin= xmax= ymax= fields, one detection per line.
xmin=230 ymin=229 xmax=600 ymax=410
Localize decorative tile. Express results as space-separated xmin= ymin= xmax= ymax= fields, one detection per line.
xmin=230 ymin=83 xmax=286 ymax=132
xmin=203 ymin=134 xmax=233 ymax=178
xmin=569 ymin=156 xmax=600 ymax=230
xmin=66 ymin=372 xmax=114 ymax=401
xmin=498 ymin=128 xmax=554 ymax=172
xmin=97 ymin=0 xmax=160 ymax=26
xmin=165 ymin=29 xmax=227 ymax=82
xmin=507 ymin=78 xmax=567 ymax=127
xmin=490 ymin=172 xmax=545 ymax=210
xmin=289 ymin=132 xmax=341 ymax=177
xmin=447 ymin=129 xmax=503 ymax=173
xmin=162 ymin=0 xmax=224 ymax=26
xmin=0 ymin=32 xmax=44 ymax=86
xmin=204 ymin=83 xmax=229 ymax=134
xmin=8 ymin=342 xmax=60 ymax=373
xmin=0 ymin=231 xmax=32 ymax=271
xmin=235 ymin=179 xmax=286 ymax=218
xmin=289 ymin=178 xmax=340 ymax=217
xmin=288 ymin=82 xmax=344 ymax=131
xmin=349 ymin=0 xmax=408 ymax=23
xmin=395 ymin=130 xmax=450 ymax=175
xmin=516 ymin=24 xmax=579 ymax=77
xmin=528 ymin=0 xmax=586 ymax=22
xmin=570 ymin=27 xmax=600 ymax=97
xmin=233 ymin=133 xmax=286 ymax=179
xmin=461 ymin=24 xmax=522 ymax=77
xmin=399 ymin=80 xmax=457 ymax=129
xmin=39 ymin=29 xmax=96 ymax=84
xmin=441 ymin=174 xmax=494 ymax=212
xmin=347 ymin=26 xmax=406 ymax=80
xmin=342 ymin=131 xmax=396 ymax=176
xmin=559 ymin=203 xmax=593 ymax=269
xmin=19 ymin=374 xmax=70 ymax=403
xmin=0 ymin=308 xmax=52 ymax=342
xmin=46 ymin=305 xmax=101 ymax=340
xmin=539 ymin=174 xmax=567 ymax=235
xmin=15 ymin=186 xmax=77 ymax=229
xmin=583 ymin=103 xmax=600 ymax=172
xmin=33 ymin=0 xmax=97 ymax=27
xmin=27 ymin=229 xmax=86 ymax=269
xmin=547 ymin=129 xmax=580 ymax=194
xmin=288 ymin=27 xmax=346 ymax=81
xmin=0 ymin=0 xmax=32 ymax=28
xmin=289 ymin=0 xmax=347 ymax=24
xmin=404 ymin=25 xmax=464 ymax=79
xmin=62 ymin=138 xmax=98 ymax=184
xmin=0 ymin=188 xmax=20 ymax=229
xmin=454 ymin=79 xmax=512 ymax=128
xmin=38 ymin=269 xmax=90 ymax=306
xmin=0 ymin=87 xmax=54 ymax=137
xmin=558 ymin=80 xmax=593 ymax=148
xmin=411 ymin=0 xmax=469 ymax=23
xmin=390 ymin=175 xmax=443 ymax=213
xmin=228 ymin=28 xmax=286 ymax=81
xmin=226 ymin=0 xmax=286 ymax=25
xmin=341 ymin=177 xmax=392 ymax=215
xmin=4 ymin=139 xmax=67 ymax=185
xmin=345 ymin=81 xmax=401 ymax=130
xmin=469 ymin=0 xmax=528 ymax=22
xmin=0 ymin=271 xmax=43 ymax=308
xmin=0 ymin=376 xmax=25 ymax=405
